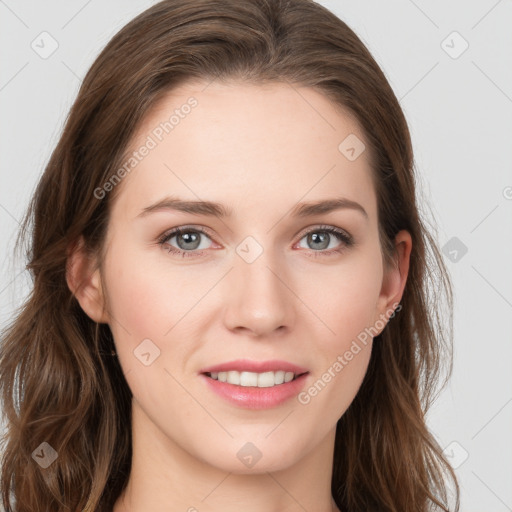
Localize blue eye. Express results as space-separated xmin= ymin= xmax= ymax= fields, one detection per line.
xmin=157 ymin=224 xmax=354 ymax=258
xmin=158 ymin=226 xmax=213 ymax=258
xmin=296 ymin=225 xmax=354 ymax=257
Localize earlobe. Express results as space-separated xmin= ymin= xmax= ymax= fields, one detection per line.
xmin=66 ymin=236 xmax=109 ymax=323
xmin=374 ymin=230 xmax=412 ymax=329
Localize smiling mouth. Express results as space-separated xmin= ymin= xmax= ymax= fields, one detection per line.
xmin=204 ymin=370 xmax=308 ymax=388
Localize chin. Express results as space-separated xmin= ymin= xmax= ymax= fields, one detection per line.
xmin=196 ymin=434 xmax=309 ymax=474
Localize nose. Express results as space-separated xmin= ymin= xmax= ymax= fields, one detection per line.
xmin=222 ymin=248 xmax=296 ymax=338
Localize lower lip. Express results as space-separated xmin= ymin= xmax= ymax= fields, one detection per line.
xmin=200 ymin=373 xmax=309 ymax=410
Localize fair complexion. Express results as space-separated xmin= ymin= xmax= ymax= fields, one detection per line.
xmin=67 ymin=80 xmax=411 ymax=512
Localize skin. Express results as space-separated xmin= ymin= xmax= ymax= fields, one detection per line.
xmin=67 ymin=80 xmax=411 ymax=512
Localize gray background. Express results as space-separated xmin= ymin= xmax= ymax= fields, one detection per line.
xmin=1 ymin=1 xmax=511 ymax=510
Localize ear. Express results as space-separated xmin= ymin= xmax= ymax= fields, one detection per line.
xmin=372 ymin=229 xmax=412 ymax=331
xmin=66 ymin=236 xmax=109 ymax=323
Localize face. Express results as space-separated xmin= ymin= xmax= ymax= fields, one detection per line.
xmin=81 ymin=80 xmax=407 ymax=474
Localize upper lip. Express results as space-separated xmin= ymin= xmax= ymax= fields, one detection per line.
xmin=200 ymin=359 xmax=309 ymax=375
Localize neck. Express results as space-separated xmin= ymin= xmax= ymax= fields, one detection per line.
xmin=113 ymin=399 xmax=340 ymax=512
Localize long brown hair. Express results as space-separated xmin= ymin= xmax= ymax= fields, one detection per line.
xmin=0 ymin=0 xmax=460 ymax=510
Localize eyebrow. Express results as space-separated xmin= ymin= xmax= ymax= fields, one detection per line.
xmin=137 ymin=196 xmax=368 ymax=220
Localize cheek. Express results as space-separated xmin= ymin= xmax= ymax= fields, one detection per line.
xmin=306 ymin=342 xmax=373 ymax=428
xmin=298 ymin=274 xmax=376 ymax=422
xmin=102 ymin=241 xmax=215 ymax=381
xmin=103 ymin=240 xmax=195 ymax=337
xmin=293 ymin=250 xmax=381 ymax=412
xmin=102 ymin=246 xmax=200 ymax=411
xmin=297 ymin=250 xmax=384 ymax=346
xmin=105 ymin=263 xmax=166 ymax=339
xmin=100 ymin=240 xmax=183 ymax=372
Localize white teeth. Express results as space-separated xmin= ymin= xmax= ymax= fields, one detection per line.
xmin=208 ymin=370 xmax=301 ymax=387
xmin=240 ymin=371 xmax=258 ymax=387
xmin=227 ymin=371 xmax=240 ymax=385
xmin=257 ymin=371 xmax=275 ymax=388
xmin=284 ymin=371 xmax=294 ymax=383
xmin=274 ymin=370 xmax=285 ymax=385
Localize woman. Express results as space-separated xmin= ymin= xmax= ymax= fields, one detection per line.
xmin=0 ymin=0 xmax=460 ymax=510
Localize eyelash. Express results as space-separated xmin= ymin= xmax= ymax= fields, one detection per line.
xmin=157 ymin=224 xmax=354 ymax=259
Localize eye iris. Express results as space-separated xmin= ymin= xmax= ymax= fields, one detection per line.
xmin=177 ymin=231 xmax=201 ymax=250
xmin=308 ymin=232 xmax=329 ymax=250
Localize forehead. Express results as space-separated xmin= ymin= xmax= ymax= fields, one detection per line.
xmin=111 ymin=80 xmax=377 ymax=223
